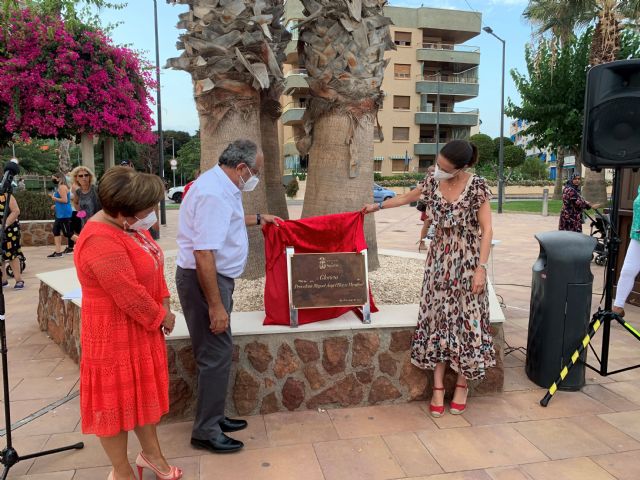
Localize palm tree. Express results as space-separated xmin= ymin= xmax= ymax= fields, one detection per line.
xmin=261 ymin=0 xmax=290 ymax=220
xmin=297 ymin=0 xmax=394 ymax=270
xmin=167 ymin=0 xmax=286 ymax=278
xmin=524 ymin=0 xmax=640 ymax=204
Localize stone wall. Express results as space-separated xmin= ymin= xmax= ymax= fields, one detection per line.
xmin=21 ymin=220 xmax=57 ymax=247
xmin=37 ymin=282 xmax=504 ymax=421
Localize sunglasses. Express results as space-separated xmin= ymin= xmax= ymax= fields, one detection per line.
xmin=77 ymin=174 xmax=90 ymax=178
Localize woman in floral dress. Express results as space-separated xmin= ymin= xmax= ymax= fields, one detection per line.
xmin=558 ymin=174 xmax=600 ymax=232
xmin=363 ymin=139 xmax=495 ymax=417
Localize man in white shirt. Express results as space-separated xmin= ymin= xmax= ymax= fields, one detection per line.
xmin=175 ymin=139 xmax=282 ymax=454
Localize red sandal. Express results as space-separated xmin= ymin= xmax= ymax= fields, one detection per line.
xmin=429 ymin=386 xmax=446 ymax=418
xmin=450 ymin=384 xmax=468 ymax=415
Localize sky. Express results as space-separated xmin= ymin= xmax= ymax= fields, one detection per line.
xmin=98 ymin=0 xmax=535 ymax=138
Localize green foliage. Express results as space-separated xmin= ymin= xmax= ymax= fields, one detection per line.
xmin=504 ymin=145 xmax=526 ymax=169
xmin=285 ymin=177 xmax=299 ymax=198
xmin=374 ymin=172 xmax=383 ymax=181
xmin=470 ymin=134 xmax=494 ymax=166
xmin=506 ymin=30 xmax=592 ymax=154
xmin=518 ymin=155 xmax=549 ymax=180
xmin=0 ymin=140 xmax=61 ymax=175
xmin=493 ymin=137 xmax=514 ymax=157
xmin=176 ymin=136 xmax=201 ymax=181
xmin=293 ymin=172 xmax=307 ymax=181
xmin=13 ymin=190 xmax=54 ymax=220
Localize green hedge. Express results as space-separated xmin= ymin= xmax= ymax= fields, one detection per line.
xmin=13 ymin=191 xmax=54 ymax=221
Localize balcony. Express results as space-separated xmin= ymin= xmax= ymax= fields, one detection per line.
xmin=415 ymin=73 xmax=479 ymax=99
xmin=281 ymin=102 xmax=306 ymax=125
xmin=283 ymin=138 xmax=299 ymax=157
xmin=416 ymin=43 xmax=480 ymax=67
xmin=283 ymin=69 xmax=309 ymax=95
xmin=415 ymin=106 xmax=479 ymax=126
xmin=414 ymin=139 xmax=450 ymax=156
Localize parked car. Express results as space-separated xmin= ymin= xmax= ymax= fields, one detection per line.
xmin=168 ymin=185 xmax=184 ymax=203
xmin=373 ymin=183 xmax=396 ymax=202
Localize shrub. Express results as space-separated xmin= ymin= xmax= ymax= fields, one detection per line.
xmin=518 ymin=156 xmax=549 ymax=180
xmin=285 ymin=178 xmax=299 ymax=198
xmin=13 ymin=191 xmax=54 ymax=221
xmin=294 ymin=172 xmax=307 ymax=181
xmin=374 ymin=172 xmax=383 ymax=182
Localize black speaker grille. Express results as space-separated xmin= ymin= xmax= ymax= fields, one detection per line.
xmin=587 ymin=97 xmax=640 ymax=162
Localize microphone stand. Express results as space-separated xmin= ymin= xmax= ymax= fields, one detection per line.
xmin=0 ymin=165 xmax=83 ymax=479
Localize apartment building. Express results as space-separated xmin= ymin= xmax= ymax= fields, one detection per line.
xmin=280 ymin=5 xmax=482 ymax=176
xmin=510 ymin=119 xmax=558 ymax=179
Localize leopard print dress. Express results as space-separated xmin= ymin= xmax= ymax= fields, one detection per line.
xmin=411 ymin=174 xmax=496 ymax=380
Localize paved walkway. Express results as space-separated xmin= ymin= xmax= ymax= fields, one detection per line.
xmin=2 ymin=206 xmax=640 ymax=479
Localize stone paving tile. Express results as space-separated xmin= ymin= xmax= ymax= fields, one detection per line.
xmin=328 ymin=403 xmax=437 ymax=439
xmin=520 ymin=457 xmax=616 ymax=480
xmin=591 ymin=450 xmax=640 ymax=480
xmin=403 ymin=471 xmax=493 ymax=480
xmin=581 ymin=384 xmax=640 ymax=411
xmin=416 ymin=424 xmax=548 ymax=472
xmin=14 ymin=471 xmax=75 ymax=480
xmin=601 ymin=379 xmax=640 ymax=406
xmin=264 ymin=410 xmax=338 ymax=446
xmin=512 ymin=415 xmax=640 ymax=461
xmin=382 ymin=431 xmax=443 ymax=477
xmin=485 ymin=466 xmax=531 ymax=480
xmin=200 ymin=443 xmax=324 ymax=480
xmin=313 ymin=436 xmax=404 ymax=480
xmin=10 ymin=377 xmax=77 ymax=402
xmin=599 ymin=410 xmax=640 ymax=442
xmin=0 ymin=397 xmax=57 ymax=430
xmin=5 ymin=359 xmax=63 ymax=379
xmin=13 ymin=396 xmax=81 ymax=438
xmin=0 ymin=433 xmax=50 ymax=477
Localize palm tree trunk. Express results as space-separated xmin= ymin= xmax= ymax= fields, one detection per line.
xmin=196 ymin=93 xmax=268 ymax=279
xmin=302 ymin=114 xmax=379 ymax=270
xmin=58 ymin=138 xmax=71 ymax=173
xmin=553 ymin=148 xmax=565 ymax=200
xmin=261 ymin=109 xmax=289 ymax=220
xmin=582 ymin=2 xmax=620 ymax=204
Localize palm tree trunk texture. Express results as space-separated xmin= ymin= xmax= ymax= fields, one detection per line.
xmin=301 ymin=114 xmax=379 ymax=270
xmin=58 ymin=138 xmax=72 ymax=174
xmin=261 ymin=110 xmax=289 ymax=220
xmin=196 ymin=94 xmax=268 ymax=280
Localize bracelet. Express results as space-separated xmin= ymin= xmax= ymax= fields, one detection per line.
xmin=378 ymin=201 xmax=384 ymax=210
xmin=478 ymin=263 xmax=488 ymax=270
xmin=256 ymin=213 xmax=261 ymax=225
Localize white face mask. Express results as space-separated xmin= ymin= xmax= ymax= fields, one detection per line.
xmin=239 ymin=169 xmax=260 ymax=192
xmin=127 ymin=211 xmax=157 ymax=231
xmin=433 ymin=165 xmax=458 ymax=181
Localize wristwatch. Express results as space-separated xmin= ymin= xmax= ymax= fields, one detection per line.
xmin=478 ymin=262 xmax=489 ymax=270
xmin=256 ymin=213 xmax=261 ymax=225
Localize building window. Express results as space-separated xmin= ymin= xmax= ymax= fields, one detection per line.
xmin=391 ymin=159 xmax=406 ymax=172
xmin=373 ymin=128 xmax=381 ymax=141
xmin=394 ymin=31 xmax=411 ymax=46
xmin=374 ymin=159 xmax=383 ymax=172
xmin=393 ymin=96 xmax=410 ymax=110
xmin=394 ymin=64 xmax=411 ymax=79
xmin=392 ymin=127 xmax=410 ymax=141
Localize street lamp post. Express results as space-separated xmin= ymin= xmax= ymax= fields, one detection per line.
xmin=153 ymin=0 xmax=167 ymax=226
xmin=435 ymin=70 xmax=441 ymax=158
xmin=483 ymin=26 xmax=506 ymax=214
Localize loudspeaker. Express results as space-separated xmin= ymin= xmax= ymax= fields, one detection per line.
xmin=582 ymin=59 xmax=640 ymax=170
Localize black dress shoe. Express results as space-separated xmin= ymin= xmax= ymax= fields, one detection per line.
xmin=191 ymin=433 xmax=244 ymax=453
xmin=220 ymin=416 xmax=248 ymax=433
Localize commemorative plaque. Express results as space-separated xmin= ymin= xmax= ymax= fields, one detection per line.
xmin=286 ymin=248 xmax=371 ymax=327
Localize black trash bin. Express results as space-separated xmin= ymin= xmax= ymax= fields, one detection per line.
xmin=526 ymin=231 xmax=597 ymax=391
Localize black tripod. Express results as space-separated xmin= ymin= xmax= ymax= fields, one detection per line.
xmin=0 ymin=162 xmax=83 ymax=478
xmin=541 ymin=168 xmax=640 ymax=407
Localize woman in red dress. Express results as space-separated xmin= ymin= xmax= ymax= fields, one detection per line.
xmin=74 ymin=167 xmax=182 ymax=480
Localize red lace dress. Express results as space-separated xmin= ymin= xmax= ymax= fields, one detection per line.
xmin=74 ymin=221 xmax=170 ymax=437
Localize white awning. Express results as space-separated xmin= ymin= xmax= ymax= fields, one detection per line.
xmin=390 ymin=155 xmax=411 ymax=160
xmin=373 ymin=156 xmax=384 ymax=161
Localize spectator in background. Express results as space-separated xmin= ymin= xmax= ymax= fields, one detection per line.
xmin=70 ymin=166 xmax=100 ymax=243
xmin=16 ymin=177 xmax=26 ymax=191
xmin=0 ymin=192 xmax=24 ymax=289
xmin=47 ymin=172 xmax=73 ymax=258
xmin=559 ymin=174 xmax=601 ymax=232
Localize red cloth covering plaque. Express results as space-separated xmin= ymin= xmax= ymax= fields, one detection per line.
xmin=262 ymin=211 xmax=378 ymax=326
